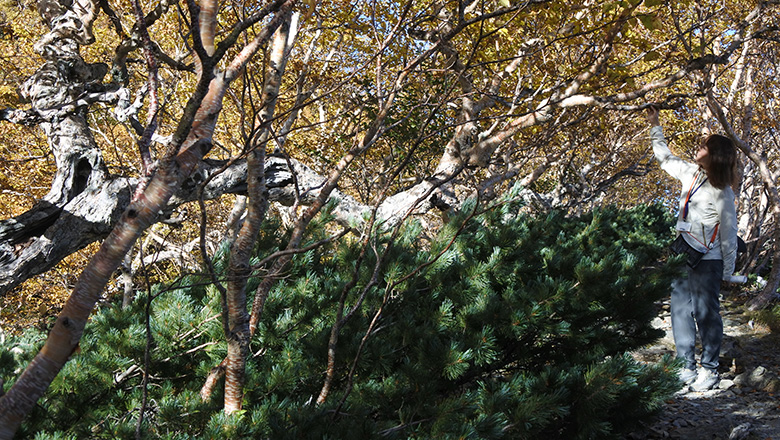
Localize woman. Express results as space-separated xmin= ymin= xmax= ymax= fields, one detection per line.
xmin=646 ymin=106 xmax=739 ymax=392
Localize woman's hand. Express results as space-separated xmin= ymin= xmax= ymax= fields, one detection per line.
xmin=646 ymin=105 xmax=660 ymax=127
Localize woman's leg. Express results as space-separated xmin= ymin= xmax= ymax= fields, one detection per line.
xmin=670 ymin=272 xmax=697 ymax=370
xmin=689 ymin=260 xmax=724 ymax=371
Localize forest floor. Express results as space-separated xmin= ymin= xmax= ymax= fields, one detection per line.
xmin=623 ymin=292 xmax=780 ymax=440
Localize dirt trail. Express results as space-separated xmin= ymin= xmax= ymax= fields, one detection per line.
xmin=625 ymin=296 xmax=780 ymax=440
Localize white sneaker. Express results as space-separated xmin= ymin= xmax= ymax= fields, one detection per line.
xmin=690 ymin=368 xmax=719 ymax=392
xmin=678 ymin=368 xmax=697 ymax=385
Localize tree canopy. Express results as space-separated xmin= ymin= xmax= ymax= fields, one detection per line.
xmin=0 ymin=0 xmax=779 ymax=436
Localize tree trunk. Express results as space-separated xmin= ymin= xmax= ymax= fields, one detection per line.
xmin=706 ymin=93 xmax=780 ymax=310
xmin=223 ymin=13 xmax=292 ymax=413
xmin=0 ymin=154 xmax=196 ymax=436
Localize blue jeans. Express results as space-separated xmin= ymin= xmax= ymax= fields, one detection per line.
xmin=670 ymin=260 xmax=723 ymax=371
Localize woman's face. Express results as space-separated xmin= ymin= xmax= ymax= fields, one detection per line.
xmin=695 ymin=143 xmax=711 ymax=168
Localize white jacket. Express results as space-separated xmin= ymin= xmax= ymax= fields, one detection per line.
xmin=650 ymin=125 xmax=738 ymax=279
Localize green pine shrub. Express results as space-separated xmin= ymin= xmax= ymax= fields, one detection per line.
xmin=1 ymin=198 xmax=683 ymax=439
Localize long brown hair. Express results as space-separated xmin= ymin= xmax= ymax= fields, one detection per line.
xmin=703 ymin=134 xmax=737 ymax=189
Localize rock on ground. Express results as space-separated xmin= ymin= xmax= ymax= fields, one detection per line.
xmin=623 ymin=296 xmax=780 ymax=440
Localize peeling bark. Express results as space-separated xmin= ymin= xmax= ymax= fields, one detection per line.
xmin=0 ymin=156 xmax=372 ymax=297
xmin=0 ymin=0 xmax=293 ymax=434
xmin=223 ymin=12 xmax=292 ymax=414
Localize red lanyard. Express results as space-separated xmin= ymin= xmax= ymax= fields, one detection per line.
xmin=682 ymin=170 xmax=719 ymax=248
xmin=682 ymin=171 xmax=706 ymax=221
